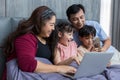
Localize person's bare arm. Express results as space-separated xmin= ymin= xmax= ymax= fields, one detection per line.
xmin=101 ymin=37 xmax=111 ymax=52
xmin=53 ymin=48 xmax=80 ymax=65
xmin=53 ymin=48 xmax=73 ymax=65
xmin=34 ymin=60 xmax=76 ymax=74
xmin=55 ymin=56 xmax=78 ymax=65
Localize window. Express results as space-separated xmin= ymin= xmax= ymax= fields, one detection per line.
xmin=100 ymin=0 xmax=112 ymax=36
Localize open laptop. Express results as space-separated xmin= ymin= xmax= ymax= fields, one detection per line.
xmin=61 ymin=52 xmax=114 ymax=79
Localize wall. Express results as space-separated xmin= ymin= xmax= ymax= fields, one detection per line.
xmin=0 ymin=0 xmax=101 ymax=21
xmin=0 ymin=0 xmax=5 ymax=16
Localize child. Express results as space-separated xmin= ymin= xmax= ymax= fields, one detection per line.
xmin=77 ymin=25 xmax=98 ymax=53
xmin=53 ymin=22 xmax=82 ymax=65
xmin=78 ymin=25 xmax=120 ymax=65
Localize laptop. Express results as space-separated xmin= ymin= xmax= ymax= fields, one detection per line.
xmin=61 ymin=52 xmax=114 ymax=79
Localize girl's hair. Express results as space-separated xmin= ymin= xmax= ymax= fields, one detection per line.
xmin=3 ymin=6 xmax=56 ymax=57
xmin=50 ymin=22 xmax=73 ymax=52
xmin=56 ymin=22 xmax=73 ymax=34
xmin=78 ymin=25 xmax=96 ymax=37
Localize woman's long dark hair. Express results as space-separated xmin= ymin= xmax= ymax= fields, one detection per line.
xmin=3 ymin=6 xmax=56 ymax=57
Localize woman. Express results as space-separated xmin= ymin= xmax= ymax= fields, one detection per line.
xmin=2 ymin=6 xmax=76 ymax=80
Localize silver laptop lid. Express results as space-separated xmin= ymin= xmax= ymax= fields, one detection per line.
xmin=74 ymin=52 xmax=114 ymax=79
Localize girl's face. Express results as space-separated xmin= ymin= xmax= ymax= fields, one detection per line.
xmin=59 ymin=31 xmax=73 ymax=46
xmin=40 ymin=16 xmax=56 ymax=37
xmin=80 ymin=34 xmax=94 ymax=48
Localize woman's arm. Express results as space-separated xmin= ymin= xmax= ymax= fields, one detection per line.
xmin=34 ymin=60 xmax=76 ymax=74
xmin=15 ymin=34 xmax=38 ymax=72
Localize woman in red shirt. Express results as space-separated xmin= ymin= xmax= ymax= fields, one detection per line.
xmin=2 ymin=6 xmax=76 ymax=80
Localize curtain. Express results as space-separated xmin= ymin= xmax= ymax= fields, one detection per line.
xmin=111 ymin=0 xmax=120 ymax=51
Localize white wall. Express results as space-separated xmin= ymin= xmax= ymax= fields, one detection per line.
xmin=100 ymin=0 xmax=112 ymax=36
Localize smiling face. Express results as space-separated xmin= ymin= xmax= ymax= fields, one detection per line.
xmin=69 ymin=9 xmax=85 ymax=30
xmin=40 ymin=15 xmax=56 ymax=38
xmin=80 ymin=34 xmax=94 ymax=48
xmin=58 ymin=31 xmax=73 ymax=46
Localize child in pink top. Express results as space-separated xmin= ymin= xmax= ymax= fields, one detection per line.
xmin=53 ymin=22 xmax=82 ymax=65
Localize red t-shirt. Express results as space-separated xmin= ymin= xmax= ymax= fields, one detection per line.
xmin=3 ymin=33 xmax=38 ymax=80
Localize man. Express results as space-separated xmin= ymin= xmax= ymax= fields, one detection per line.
xmin=66 ymin=4 xmax=115 ymax=52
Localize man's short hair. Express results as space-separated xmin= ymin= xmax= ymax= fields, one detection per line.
xmin=66 ymin=4 xmax=85 ymax=19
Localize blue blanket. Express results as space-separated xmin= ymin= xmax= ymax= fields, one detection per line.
xmin=6 ymin=58 xmax=120 ymax=80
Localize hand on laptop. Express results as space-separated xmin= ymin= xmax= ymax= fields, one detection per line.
xmin=73 ymin=51 xmax=84 ymax=65
xmin=94 ymin=47 xmax=101 ymax=52
xmin=57 ymin=65 xmax=77 ymax=74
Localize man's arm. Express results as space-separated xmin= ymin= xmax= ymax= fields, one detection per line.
xmin=101 ymin=37 xmax=111 ymax=52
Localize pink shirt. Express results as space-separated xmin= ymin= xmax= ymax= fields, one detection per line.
xmin=57 ymin=41 xmax=77 ymax=61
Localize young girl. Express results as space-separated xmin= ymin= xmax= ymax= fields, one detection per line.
xmin=78 ymin=25 xmax=120 ymax=65
xmin=53 ymin=22 xmax=82 ymax=65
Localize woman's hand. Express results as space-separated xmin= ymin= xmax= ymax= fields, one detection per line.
xmin=35 ymin=60 xmax=76 ymax=73
xmin=57 ymin=65 xmax=77 ymax=74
